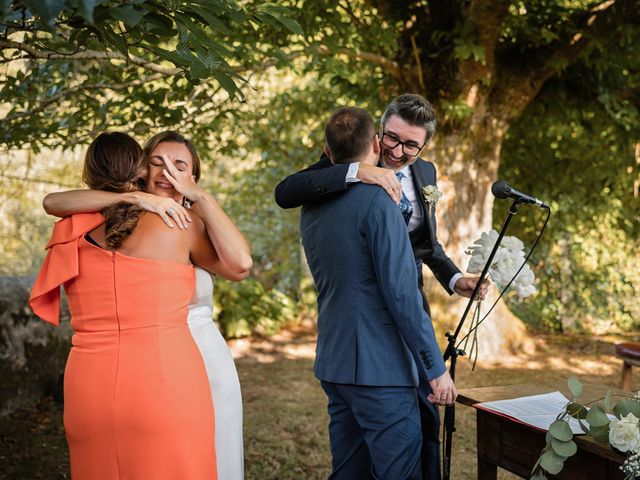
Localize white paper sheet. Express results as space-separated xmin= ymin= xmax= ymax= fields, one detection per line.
xmin=476 ymin=391 xmax=586 ymax=434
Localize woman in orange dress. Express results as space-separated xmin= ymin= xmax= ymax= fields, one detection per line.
xmin=30 ymin=132 xmax=220 ymax=479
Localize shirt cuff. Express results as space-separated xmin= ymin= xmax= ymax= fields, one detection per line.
xmin=346 ymin=162 xmax=360 ymax=184
xmin=449 ymin=273 xmax=463 ymax=294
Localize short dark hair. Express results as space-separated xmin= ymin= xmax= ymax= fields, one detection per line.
xmin=381 ymin=94 xmax=437 ymax=145
xmin=325 ymin=107 xmax=376 ymax=164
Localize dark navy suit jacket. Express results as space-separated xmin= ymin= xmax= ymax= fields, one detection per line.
xmin=301 ymin=183 xmax=446 ymax=386
xmin=275 ymin=154 xmax=461 ymax=295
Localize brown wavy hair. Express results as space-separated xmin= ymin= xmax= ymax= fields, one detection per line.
xmin=142 ymin=131 xmax=201 ymax=182
xmin=81 ymin=132 xmax=147 ymax=249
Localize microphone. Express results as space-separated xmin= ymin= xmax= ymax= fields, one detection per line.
xmin=491 ymin=180 xmax=549 ymax=209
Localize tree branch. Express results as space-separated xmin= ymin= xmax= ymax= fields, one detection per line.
xmin=493 ymin=0 xmax=638 ymax=120
xmin=2 ymin=35 xmax=400 ymax=83
xmin=230 ymin=46 xmax=400 ymax=78
xmin=0 ymin=39 xmax=182 ymax=75
xmin=2 ymin=73 xmax=165 ymax=121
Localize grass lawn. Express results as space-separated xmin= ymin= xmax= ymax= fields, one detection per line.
xmin=0 ymin=321 xmax=634 ymax=480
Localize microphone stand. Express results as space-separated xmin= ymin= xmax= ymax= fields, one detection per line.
xmin=441 ymin=200 xmax=520 ymax=480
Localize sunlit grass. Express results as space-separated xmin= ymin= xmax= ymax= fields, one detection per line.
xmin=0 ymin=321 xmax=633 ymax=480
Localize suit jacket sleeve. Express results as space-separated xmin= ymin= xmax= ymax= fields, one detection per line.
xmin=414 ymin=162 xmax=461 ymax=294
xmin=274 ymin=153 xmax=351 ymax=209
xmin=364 ymin=190 xmax=446 ymax=381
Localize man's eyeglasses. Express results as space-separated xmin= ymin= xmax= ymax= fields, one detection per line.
xmin=381 ymin=131 xmax=426 ymax=157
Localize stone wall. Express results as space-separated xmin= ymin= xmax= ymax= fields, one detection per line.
xmin=0 ymin=276 xmax=70 ymax=416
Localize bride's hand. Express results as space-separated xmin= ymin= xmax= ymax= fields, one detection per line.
xmin=161 ymin=156 xmax=204 ymax=203
xmin=133 ymin=192 xmax=191 ymax=229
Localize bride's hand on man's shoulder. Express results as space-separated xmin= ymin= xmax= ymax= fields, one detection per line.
xmin=133 ymin=192 xmax=192 ymax=229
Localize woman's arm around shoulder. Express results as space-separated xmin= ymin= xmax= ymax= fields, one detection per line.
xmin=188 ymin=215 xmax=252 ymax=282
xmin=43 ymin=189 xmax=191 ymax=228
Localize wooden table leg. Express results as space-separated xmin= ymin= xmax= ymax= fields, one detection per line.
xmin=476 ymin=410 xmax=499 ymax=480
xmin=478 ymin=455 xmax=498 ymax=480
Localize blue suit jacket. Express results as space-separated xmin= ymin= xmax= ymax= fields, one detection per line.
xmin=275 ymin=154 xmax=461 ymax=294
xmin=301 ymin=183 xmax=446 ymax=387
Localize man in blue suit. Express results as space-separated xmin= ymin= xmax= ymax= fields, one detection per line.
xmin=301 ymin=106 xmax=457 ymax=479
xmin=277 ymin=95 xmax=487 ymax=479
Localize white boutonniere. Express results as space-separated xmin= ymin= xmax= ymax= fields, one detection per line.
xmin=421 ymin=185 xmax=443 ymax=215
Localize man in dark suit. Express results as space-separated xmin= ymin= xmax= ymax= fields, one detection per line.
xmin=276 ymin=94 xmax=487 ymax=479
xmin=301 ymin=106 xmax=456 ymax=479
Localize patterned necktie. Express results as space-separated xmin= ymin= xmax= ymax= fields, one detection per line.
xmin=395 ymin=172 xmax=413 ymax=225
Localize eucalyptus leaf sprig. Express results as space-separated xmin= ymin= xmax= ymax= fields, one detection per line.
xmin=531 ymin=378 xmax=640 ymax=479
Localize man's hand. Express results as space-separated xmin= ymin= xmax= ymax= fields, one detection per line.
xmin=356 ymin=164 xmax=402 ymax=204
xmin=454 ymin=276 xmax=490 ymax=300
xmin=428 ymin=371 xmax=457 ymax=406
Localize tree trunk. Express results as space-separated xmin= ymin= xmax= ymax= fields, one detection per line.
xmin=424 ymin=114 xmax=535 ymax=361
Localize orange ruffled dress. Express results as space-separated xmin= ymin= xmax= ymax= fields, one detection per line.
xmin=29 ymin=213 xmax=216 ymax=480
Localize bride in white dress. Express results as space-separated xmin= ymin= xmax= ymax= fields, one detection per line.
xmin=189 ymin=267 xmax=244 ymax=480
xmin=43 ymin=131 xmax=252 ymax=480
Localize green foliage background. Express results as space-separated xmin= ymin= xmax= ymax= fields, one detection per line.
xmin=1 ymin=0 xmax=638 ymax=337
xmin=500 ymin=42 xmax=640 ymax=333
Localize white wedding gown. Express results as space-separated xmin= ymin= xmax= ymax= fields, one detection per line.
xmin=188 ymin=267 xmax=244 ymax=480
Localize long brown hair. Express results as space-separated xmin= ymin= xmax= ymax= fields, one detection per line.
xmin=81 ymin=132 xmax=146 ymax=249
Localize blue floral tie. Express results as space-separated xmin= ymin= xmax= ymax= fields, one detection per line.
xmin=396 ymin=172 xmax=413 ymax=225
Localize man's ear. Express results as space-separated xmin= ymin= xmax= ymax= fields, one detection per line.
xmin=373 ymin=134 xmax=380 ymax=154
xmin=323 ymin=144 xmax=333 ymax=162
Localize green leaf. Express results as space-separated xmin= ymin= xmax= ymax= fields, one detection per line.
xmin=212 ymin=71 xmax=238 ymax=96
xmin=184 ymin=5 xmax=231 ymax=35
xmin=78 ymin=0 xmax=101 ymax=25
xmin=141 ymin=11 xmax=175 ymax=35
xmin=545 ymin=430 xmax=553 ymax=443
xmin=568 ymin=377 xmax=583 ymax=399
xmin=589 ymin=424 xmax=610 ymax=444
xmin=99 ymin=25 xmax=128 ymax=56
xmin=255 ymin=3 xmax=303 ymax=35
xmin=24 ymin=0 xmax=65 ymax=27
xmin=551 ymin=438 xmax=577 ymax=457
xmin=549 ymin=419 xmax=573 ymax=442
xmin=586 ymin=405 xmax=610 ymax=428
xmin=110 ymin=5 xmax=145 ymax=29
xmin=188 ymin=59 xmax=210 ymax=80
xmin=540 ymin=450 xmax=565 ymax=475
xmin=613 ymin=399 xmax=640 ymax=419
xmin=566 ymin=402 xmax=587 ymax=419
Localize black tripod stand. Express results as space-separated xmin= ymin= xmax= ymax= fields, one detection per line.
xmin=441 ymin=200 xmax=520 ymax=480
